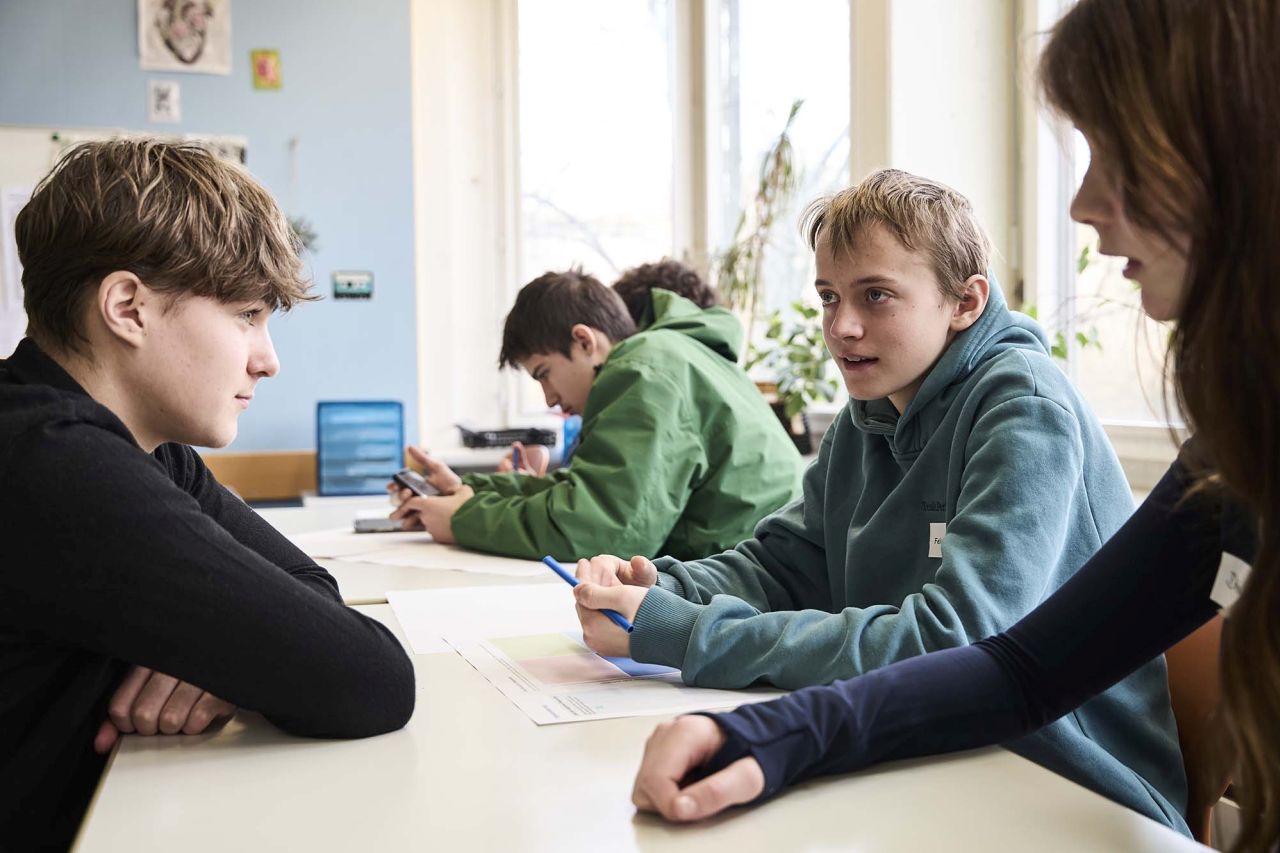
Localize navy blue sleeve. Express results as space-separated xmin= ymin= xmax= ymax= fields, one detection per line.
xmin=701 ymin=458 xmax=1246 ymax=797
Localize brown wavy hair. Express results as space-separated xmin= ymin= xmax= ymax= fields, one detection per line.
xmin=16 ymin=138 xmax=314 ymax=354
xmin=612 ymin=259 xmax=720 ymax=325
xmin=1042 ymin=1 xmax=1280 ymax=849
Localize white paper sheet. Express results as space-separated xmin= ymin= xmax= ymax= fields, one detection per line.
xmin=285 ymin=522 xmax=545 ymax=578
xmin=343 ymin=544 xmax=546 ymax=578
xmin=388 ymin=585 xmax=576 ymax=654
xmin=287 ymin=526 xmax=432 ymax=558
xmin=449 ymin=629 xmax=786 ymax=725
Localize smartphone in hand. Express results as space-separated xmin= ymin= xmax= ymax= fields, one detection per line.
xmin=393 ymin=468 xmax=439 ymax=497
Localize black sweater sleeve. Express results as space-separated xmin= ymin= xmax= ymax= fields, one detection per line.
xmin=702 ymin=458 xmax=1244 ymax=797
xmin=1 ymin=419 xmax=415 ymax=739
xmin=157 ymin=442 xmax=343 ymax=601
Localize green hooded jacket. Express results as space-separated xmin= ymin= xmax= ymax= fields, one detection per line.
xmin=450 ymin=290 xmax=804 ymax=561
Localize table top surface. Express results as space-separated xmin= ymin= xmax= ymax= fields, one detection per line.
xmin=72 ymin=507 xmax=1207 ymax=853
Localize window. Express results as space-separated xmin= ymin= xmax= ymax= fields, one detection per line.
xmin=517 ymin=0 xmax=675 ymax=283
xmin=1068 ymin=132 xmax=1175 ymax=425
xmin=709 ymin=0 xmax=850 ymax=315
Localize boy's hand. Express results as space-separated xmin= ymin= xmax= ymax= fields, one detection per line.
xmin=632 ymin=715 xmax=764 ymax=822
xmin=95 ymin=665 xmax=236 ymax=754
xmin=389 ymin=487 xmax=474 ymax=543
xmin=575 ymin=554 xmax=658 ymax=588
xmin=405 ymin=446 xmax=463 ymax=495
xmin=574 ymin=581 xmax=648 ymax=657
xmin=496 ymin=441 xmax=551 ymax=476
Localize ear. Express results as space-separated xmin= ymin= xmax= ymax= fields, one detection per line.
xmin=94 ymin=271 xmax=153 ymax=349
xmin=569 ymin=323 xmax=600 ymax=355
xmin=949 ymin=274 xmax=990 ymax=333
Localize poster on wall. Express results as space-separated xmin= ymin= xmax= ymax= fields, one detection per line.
xmin=0 ymin=186 xmax=33 ymax=357
xmin=250 ymin=49 xmax=282 ymax=90
xmin=138 ymin=0 xmax=232 ymax=75
xmin=184 ymin=133 xmax=248 ymax=165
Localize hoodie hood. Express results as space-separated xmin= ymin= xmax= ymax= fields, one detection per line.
xmin=849 ymin=277 xmax=1052 ymax=453
xmin=639 ymin=288 xmax=742 ymax=364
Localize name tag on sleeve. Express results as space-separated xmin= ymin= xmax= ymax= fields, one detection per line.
xmin=928 ymin=522 xmax=947 ymax=558
xmin=1210 ymin=552 xmax=1252 ymax=613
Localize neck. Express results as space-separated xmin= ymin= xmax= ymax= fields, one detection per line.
xmin=45 ymin=342 xmax=160 ymax=452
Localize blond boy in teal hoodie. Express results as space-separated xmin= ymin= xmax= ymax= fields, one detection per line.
xmin=572 ymin=170 xmax=1190 ymax=832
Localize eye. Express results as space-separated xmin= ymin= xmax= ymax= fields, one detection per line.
xmin=239 ymin=308 xmax=262 ymax=324
xmin=817 ymin=290 xmax=838 ymax=306
xmin=866 ymin=288 xmax=890 ymax=304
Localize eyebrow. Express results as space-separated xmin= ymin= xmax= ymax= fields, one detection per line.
xmin=814 ymin=274 xmax=897 ymax=287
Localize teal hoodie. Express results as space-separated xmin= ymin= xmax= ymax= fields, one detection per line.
xmin=631 ymin=284 xmax=1189 ymax=833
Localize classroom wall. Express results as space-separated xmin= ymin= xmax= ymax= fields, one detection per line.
xmin=0 ymin=0 xmax=418 ymax=452
xmin=889 ymin=0 xmax=1017 ymax=292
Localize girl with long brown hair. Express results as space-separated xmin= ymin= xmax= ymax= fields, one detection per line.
xmin=628 ymin=0 xmax=1280 ymax=849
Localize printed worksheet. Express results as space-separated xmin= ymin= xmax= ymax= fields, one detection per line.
xmin=448 ymin=629 xmax=785 ymax=725
xmin=288 ymin=527 xmax=545 ymax=578
xmin=388 ymin=585 xmax=576 ymax=654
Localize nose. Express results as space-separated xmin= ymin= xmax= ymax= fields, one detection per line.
xmin=827 ymin=303 xmax=865 ymax=341
xmin=1069 ymin=158 xmax=1116 ymax=228
xmin=250 ymin=325 xmax=281 ymax=378
xmin=541 ymin=383 xmax=557 ymax=409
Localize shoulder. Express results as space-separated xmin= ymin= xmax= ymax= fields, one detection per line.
xmin=963 ymin=346 xmax=1088 ymax=421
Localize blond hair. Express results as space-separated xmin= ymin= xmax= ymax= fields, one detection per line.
xmin=801 ymin=168 xmax=990 ymax=299
xmin=15 ymin=138 xmax=314 ymax=353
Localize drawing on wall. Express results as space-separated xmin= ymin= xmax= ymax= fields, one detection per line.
xmin=138 ymin=0 xmax=231 ymax=75
xmin=148 ymin=80 xmax=182 ymax=123
xmin=183 ymin=133 xmax=248 ymax=165
xmin=250 ymin=49 xmax=282 ymax=90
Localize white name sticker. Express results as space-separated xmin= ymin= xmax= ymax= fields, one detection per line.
xmin=928 ymin=522 xmax=947 ymax=559
xmin=1210 ymin=552 xmax=1252 ymax=613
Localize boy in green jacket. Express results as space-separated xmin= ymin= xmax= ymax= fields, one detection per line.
xmin=571 ymin=170 xmax=1190 ymax=831
xmin=391 ymin=268 xmax=804 ymax=561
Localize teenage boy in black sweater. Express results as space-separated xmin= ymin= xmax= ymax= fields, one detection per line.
xmin=0 ymin=139 xmax=415 ymax=851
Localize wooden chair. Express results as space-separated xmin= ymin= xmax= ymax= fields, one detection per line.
xmin=1164 ymin=614 xmax=1231 ymax=845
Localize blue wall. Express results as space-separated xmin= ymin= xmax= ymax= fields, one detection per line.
xmin=0 ymin=0 xmax=418 ymax=451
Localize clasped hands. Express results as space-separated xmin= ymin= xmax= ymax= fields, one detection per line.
xmin=387 ymin=444 xmax=550 ymax=544
xmin=574 ymin=554 xmax=766 ymax=821
xmin=94 ymin=665 xmax=235 ymax=754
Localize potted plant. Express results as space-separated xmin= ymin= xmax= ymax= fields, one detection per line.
xmin=714 ymin=99 xmax=803 ymax=351
xmin=747 ymin=300 xmax=841 ymax=454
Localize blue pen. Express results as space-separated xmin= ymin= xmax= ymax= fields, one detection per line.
xmin=512 ymin=445 xmax=522 ymax=473
xmin=541 ymin=556 xmax=634 ymax=633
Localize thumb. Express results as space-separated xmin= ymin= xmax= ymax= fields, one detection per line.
xmin=93 ymin=719 xmax=120 ymax=755
xmin=669 ymin=757 xmax=764 ymax=822
xmin=623 ymin=555 xmax=659 ymax=586
xmin=574 ymin=582 xmax=630 ymax=612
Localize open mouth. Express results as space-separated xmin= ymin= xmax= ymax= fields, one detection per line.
xmin=840 ymin=355 xmax=878 ymax=370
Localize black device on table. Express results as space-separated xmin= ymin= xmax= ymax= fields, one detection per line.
xmin=353 ymin=468 xmax=439 ymax=533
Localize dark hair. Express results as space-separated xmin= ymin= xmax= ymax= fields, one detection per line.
xmin=498 ymin=268 xmax=637 ymax=368
xmin=15 ymin=138 xmax=313 ymax=354
xmin=612 ymin=259 xmax=719 ymax=324
xmin=1042 ymin=2 xmax=1280 ymax=850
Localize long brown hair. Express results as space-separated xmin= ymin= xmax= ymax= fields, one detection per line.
xmin=1042 ymin=1 xmax=1280 ymax=849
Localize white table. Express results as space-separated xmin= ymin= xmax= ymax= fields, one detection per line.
xmin=75 ymin=604 xmax=1206 ymax=852
xmin=256 ymin=499 xmax=556 ymax=604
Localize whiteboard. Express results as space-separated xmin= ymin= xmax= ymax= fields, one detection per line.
xmin=0 ymin=124 xmax=119 ymax=356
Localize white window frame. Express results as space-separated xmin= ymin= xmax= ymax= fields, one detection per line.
xmin=1015 ymin=0 xmax=1183 ymax=489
